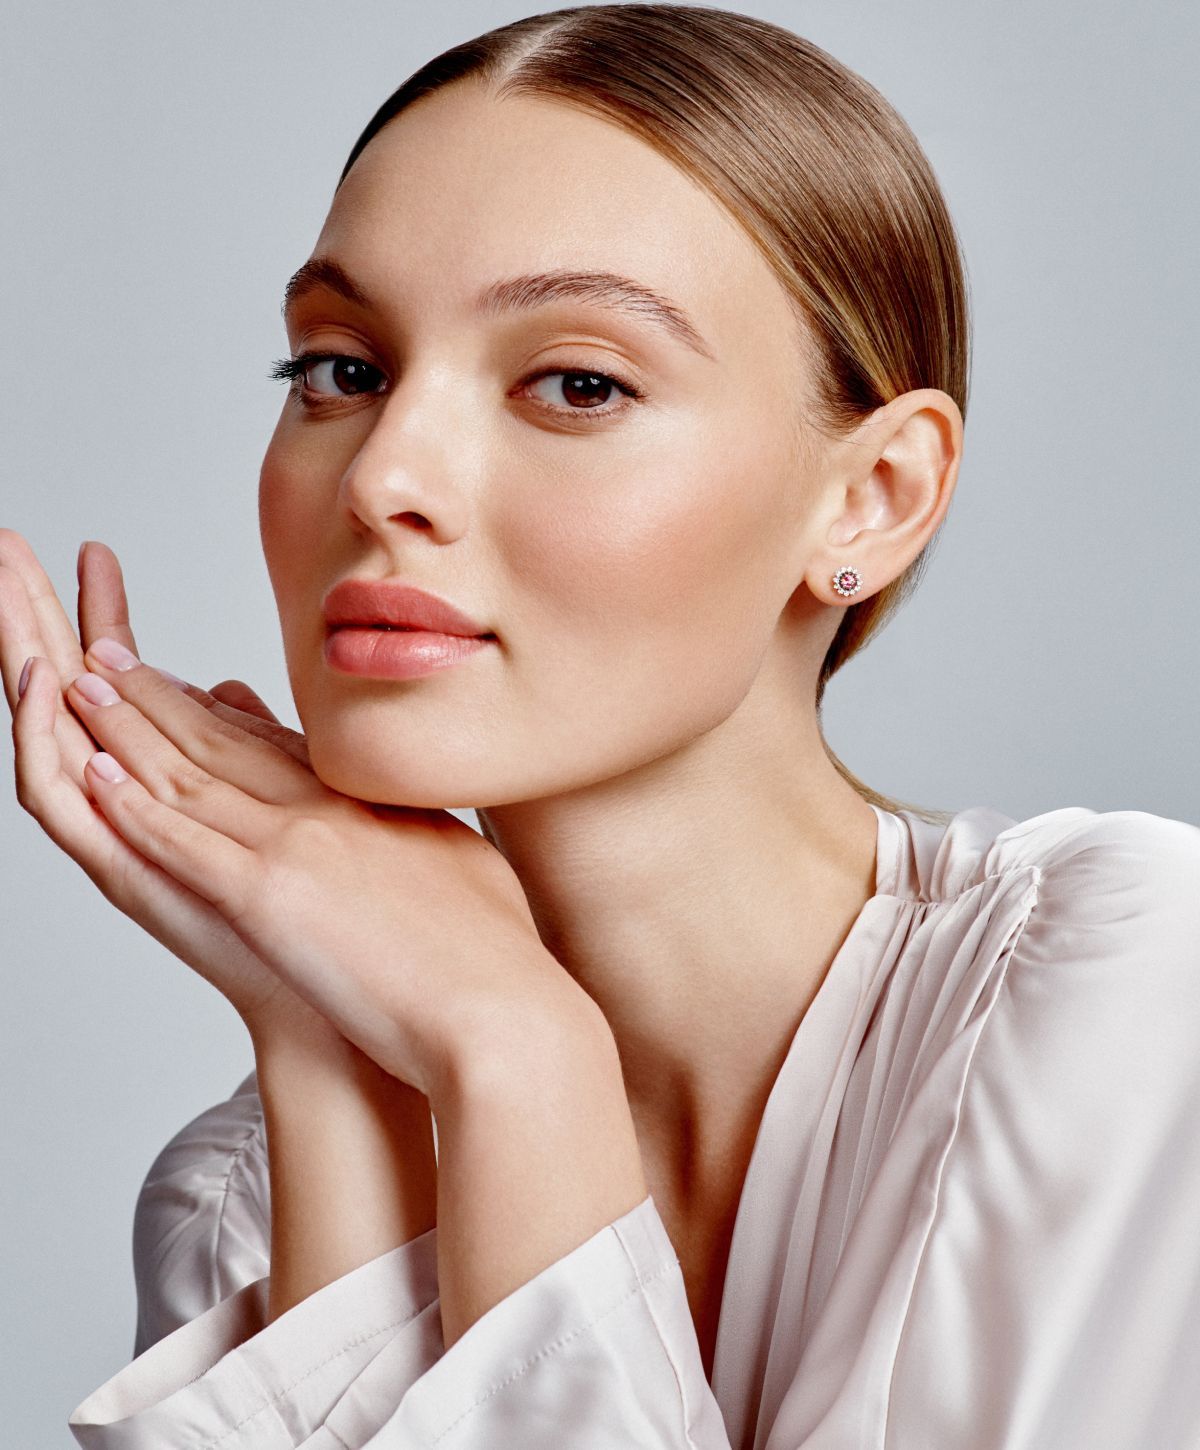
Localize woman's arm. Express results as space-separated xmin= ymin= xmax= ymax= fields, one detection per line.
xmin=429 ymin=991 xmax=648 ymax=1350
xmin=254 ymin=987 xmax=648 ymax=1350
xmin=69 ymin=986 xmax=730 ymax=1447
xmin=251 ymin=1018 xmax=438 ymax=1325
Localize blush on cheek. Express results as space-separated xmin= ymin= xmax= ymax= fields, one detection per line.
xmin=505 ymin=460 xmax=778 ymax=769
xmin=257 ymin=452 xmax=291 ymax=579
xmin=533 ymin=456 xmax=775 ymax=649
xmin=258 ymin=453 xmax=329 ymax=605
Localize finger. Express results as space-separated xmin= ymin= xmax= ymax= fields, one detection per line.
xmin=208 ymin=679 xmax=283 ymax=726
xmin=0 ymin=564 xmax=99 ymax=787
xmin=184 ymin=678 xmax=311 ymax=771
xmin=16 ymin=655 xmax=292 ymax=1021
xmin=71 ymin=641 xmax=313 ymax=820
xmin=0 ymin=530 xmax=88 ymax=689
xmin=81 ymin=744 xmax=260 ymax=924
xmin=204 ymin=680 xmax=311 ymax=767
xmin=12 ymin=656 xmax=132 ymax=896
xmin=73 ymin=548 xmax=307 ymax=771
xmin=76 ymin=540 xmax=142 ymax=660
xmin=0 ymin=566 xmax=46 ymax=717
xmin=65 ymin=663 xmax=293 ymax=847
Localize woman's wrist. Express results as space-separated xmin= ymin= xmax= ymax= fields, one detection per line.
xmin=248 ymin=1009 xmax=355 ymax=1075
xmin=429 ymin=990 xmax=645 ymax=1347
xmin=252 ymin=1017 xmax=440 ymax=1322
xmin=242 ymin=981 xmax=354 ymax=1063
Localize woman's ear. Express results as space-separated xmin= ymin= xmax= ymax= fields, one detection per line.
xmin=808 ymin=387 xmax=963 ymax=604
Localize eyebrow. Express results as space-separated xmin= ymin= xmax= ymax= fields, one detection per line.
xmin=281 ymin=257 xmax=715 ymax=360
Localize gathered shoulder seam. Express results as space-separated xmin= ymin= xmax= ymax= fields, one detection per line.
xmin=878 ymin=871 xmax=1043 ymax=1448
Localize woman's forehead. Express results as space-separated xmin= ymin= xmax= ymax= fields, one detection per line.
xmin=314 ymin=89 xmax=796 ymax=365
xmin=318 ymin=85 xmax=788 ymax=329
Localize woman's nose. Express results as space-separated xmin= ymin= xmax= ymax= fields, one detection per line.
xmin=336 ymin=391 xmax=475 ymax=545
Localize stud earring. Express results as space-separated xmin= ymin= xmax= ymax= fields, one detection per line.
xmin=831 ymin=565 xmax=864 ymax=598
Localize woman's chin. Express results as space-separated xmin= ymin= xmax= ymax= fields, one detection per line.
xmin=302 ymin=734 xmax=495 ymax=811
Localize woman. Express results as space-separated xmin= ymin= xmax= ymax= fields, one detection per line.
xmin=3 ymin=4 xmax=1197 ymax=1445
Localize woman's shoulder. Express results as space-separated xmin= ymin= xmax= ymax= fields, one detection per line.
xmin=1001 ymin=807 xmax=1200 ymax=994
xmin=877 ymin=806 xmax=1200 ymax=1444
xmin=983 ymin=802 xmax=1200 ymax=877
xmin=883 ymin=801 xmax=1200 ymax=1033
xmin=139 ymin=1066 xmax=264 ymax=1186
xmin=898 ymin=800 xmax=1200 ymax=911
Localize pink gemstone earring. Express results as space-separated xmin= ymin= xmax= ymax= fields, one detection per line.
xmin=831 ymin=565 xmax=864 ymax=598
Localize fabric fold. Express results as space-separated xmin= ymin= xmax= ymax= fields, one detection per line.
xmin=382 ymin=1192 xmax=735 ymax=1448
xmin=69 ymin=1230 xmax=441 ymax=1449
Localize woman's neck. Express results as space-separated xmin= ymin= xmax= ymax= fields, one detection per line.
xmin=477 ymin=698 xmax=880 ymax=1149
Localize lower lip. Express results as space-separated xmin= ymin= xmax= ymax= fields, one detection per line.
xmin=324 ymin=627 xmax=495 ymax=679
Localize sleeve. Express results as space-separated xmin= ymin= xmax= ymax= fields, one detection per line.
xmin=131 ymin=1067 xmax=269 ymax=1357
xmin=69 ymin=1066 xmax=446 ymax=1449
xmin=883 ymin=809 xmax=1200 ymax=1450
xmin=70 ymin=1096 xmax=737 ymax=1447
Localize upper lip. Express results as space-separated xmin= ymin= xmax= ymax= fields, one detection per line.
xmin=322 ymin=578 xmax=493 ymax=638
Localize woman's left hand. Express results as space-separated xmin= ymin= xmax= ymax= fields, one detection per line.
xmin=23 ymin=634 xmax=591 ymax=1101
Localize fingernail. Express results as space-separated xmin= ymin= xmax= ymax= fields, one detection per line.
xmin=89 ymin=751 xmax=128 ymax=783
xmin=73 ymin=671 xmax=121 ymax=706
xmin=157 ymin=667 xmax=190 ymax=691
xmin=88 ymin=636 xmax=139 ymax=671
xmin=18 ymin=656 xmax=34 ymax=698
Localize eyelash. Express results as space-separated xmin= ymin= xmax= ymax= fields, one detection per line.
xmin=267 ymin=350 xmax=646 ymax=424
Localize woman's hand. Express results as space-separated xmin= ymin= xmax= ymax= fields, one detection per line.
xmin=5 ymin=531 xmax=587 ymax=1100
xmin=1 ymin=529 xmax=344 ymax=1048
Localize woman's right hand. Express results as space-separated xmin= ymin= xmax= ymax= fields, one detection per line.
xmin=1 ymin=529 xmax=340 ymax=1051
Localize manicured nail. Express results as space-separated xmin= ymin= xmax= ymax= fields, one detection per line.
xmin=88 ymin=636 xmax=139 ymax=671
xmin=18 ymin=656 xmax=34 ymax=698
xmin=89 ymin=751 xmax=128 ymax=783
xmin=157 ymin=667 xmax=190 ymax=691
xmin=73 ymin=671 xmax=121 ymax=706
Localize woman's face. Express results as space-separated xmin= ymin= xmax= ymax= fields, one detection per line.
xmin=260 ymin=79 xmax=834 ymax=808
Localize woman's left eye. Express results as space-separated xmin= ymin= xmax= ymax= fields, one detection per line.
xmin=519 ymin=367 xmax=644 ymax=421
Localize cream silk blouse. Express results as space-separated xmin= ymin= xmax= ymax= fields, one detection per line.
xmin=67 ymin=801 xmax=1200 ymax=1449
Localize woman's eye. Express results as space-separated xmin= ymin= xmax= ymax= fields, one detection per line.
xmin=522 ymin=368 xmax=640 ymax=420
xmin=268 ymin=352 xmax=386 ymax=402
xmin=306 ymin=356 xmax=385 ymax=396
xmin=268 ymin=353 xmax=643 ymax=421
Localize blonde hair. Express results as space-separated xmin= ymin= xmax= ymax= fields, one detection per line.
xmin=339 ymin=4 xmax=970 ymax=827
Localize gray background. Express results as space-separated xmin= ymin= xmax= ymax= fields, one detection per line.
xmin=1 ymin=0 xmax=1195 ymax=1439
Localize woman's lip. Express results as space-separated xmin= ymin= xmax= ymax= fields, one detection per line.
xmin=322 ymin=578 xmax=491 ymax=637
xmin=324 ymin=625 xmax=495 ymax=679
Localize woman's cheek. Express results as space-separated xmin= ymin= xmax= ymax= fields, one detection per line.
xmin=257 ymin=449 xmax=332 ymax=719
xmin=258 ymin=440 xmax=327 ymax=602
xmin=502 ymin=461 xmax=777 ymax=752
xmin=258 ymin=431 xmax=298 ymax=589
xmin=517 ymin=446 xmax=777 ymax=646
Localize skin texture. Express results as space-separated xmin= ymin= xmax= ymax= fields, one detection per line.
xmin=2 ymin=77 xmax=963 ymax=1369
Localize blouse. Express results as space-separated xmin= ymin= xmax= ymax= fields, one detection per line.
xmin=66 ymin=800 xmax=1200 ymax=1448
